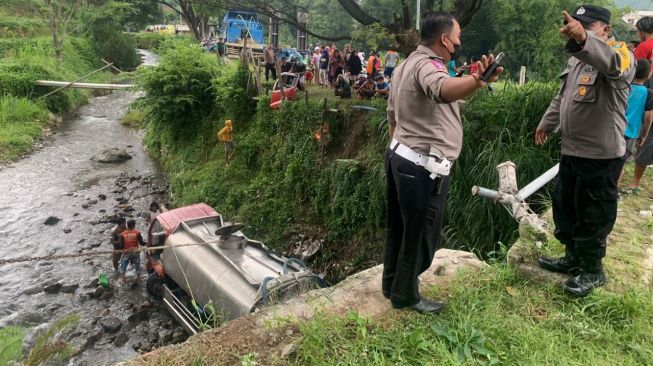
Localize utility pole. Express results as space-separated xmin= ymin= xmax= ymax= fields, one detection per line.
xmin=416 ymin=0 xmax=421 ymax=30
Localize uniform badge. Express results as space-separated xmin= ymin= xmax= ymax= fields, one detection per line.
xmin=577 ymin=7 xmax=585 ymax=15
xmin=430 ymin=60 xmax=446 ymax=71
xmin=581 ymin=75 xmax=590 ymax=83
xmin=578 ymin=86 xmax=587 ymax=96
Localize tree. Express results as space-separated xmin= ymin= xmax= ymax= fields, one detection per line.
xmin=33 ymin=0 xmax=82 ymax=68
xmin=155 ymin=0 xmax=215 ymax=40
xmin=116 ymin=0 xmax=163 ymax=31
xmin=211 ymin=0 xmax=486 ymax=53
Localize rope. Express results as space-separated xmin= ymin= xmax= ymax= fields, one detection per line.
xmin=0 ymin=239 xmax=223 ymax=266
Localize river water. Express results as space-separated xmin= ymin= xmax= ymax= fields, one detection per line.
xmin=0 ymin=50 xmax=181 ymax=365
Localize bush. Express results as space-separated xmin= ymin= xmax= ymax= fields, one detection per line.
xmin=0 ymin=16 xmax=45 ymax=38
xmin=137 ymin=38 xmax=218 ymax=134
xmin=133 ymin=32 xmax=169 ymax=50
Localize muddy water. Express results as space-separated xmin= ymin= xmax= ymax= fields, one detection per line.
xmin=0 ymin=50 xmax=181 ymax=365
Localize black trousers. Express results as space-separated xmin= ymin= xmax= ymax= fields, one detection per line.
xmin=552 ymin=155 xmax=623 ymax=271
xmin=265 ymin=63 xmax=277 ymax=81
xmin=383 ymin=148 xmax=450 ymax=307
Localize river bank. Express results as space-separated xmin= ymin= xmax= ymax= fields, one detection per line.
xmin=0 ymin=50 xmax=194 ymax=364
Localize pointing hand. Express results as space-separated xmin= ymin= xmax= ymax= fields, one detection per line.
xmin=560 ymin=10 xmax=587 ymax=43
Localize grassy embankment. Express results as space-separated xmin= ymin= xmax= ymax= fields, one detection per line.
xmin=136 ymin=39 xmax=561 ymax=280
xmin=0 ymin=1 xmax=142 ymax=163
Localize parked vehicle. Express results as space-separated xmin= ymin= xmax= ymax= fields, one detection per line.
xmin=270 ymin=72 xmax=303 ymax=109
xmin=145 ymin=203 xmax=324 ymax=334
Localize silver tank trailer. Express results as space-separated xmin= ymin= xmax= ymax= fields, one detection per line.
xmin=158 ymin=215 xmax=321 ymax=332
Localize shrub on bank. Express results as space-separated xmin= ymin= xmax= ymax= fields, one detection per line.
xmin=132 ymin=32 xmax=169 ymax=50
xmin=137 ymin=39 xmax=219 ymax=133
xmin=0 ymin=96 xmax=49 ymax=162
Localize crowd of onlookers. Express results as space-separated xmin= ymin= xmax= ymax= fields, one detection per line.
xmin=305 ymin=44 xmax=400 ymax=100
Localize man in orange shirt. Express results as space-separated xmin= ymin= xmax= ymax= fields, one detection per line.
xmin=119 ymin=219 xmax=146 ymax=283
xmin=367 ymin=51 xmax=379 ymax=77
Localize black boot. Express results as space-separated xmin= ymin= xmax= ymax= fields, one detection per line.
xmin=563 ymin=259 xmax=606 ymax=297
xmin=538 ymin=249 xmax=580 ymax=275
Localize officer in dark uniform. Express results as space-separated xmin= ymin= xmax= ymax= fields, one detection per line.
xmin=536 ymin=6 xmax=635 ymax=296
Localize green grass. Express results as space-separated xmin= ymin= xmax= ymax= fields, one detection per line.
xmin=0 ymin=16 xmax=46 ymax=38
xmin=0 ymin=34 xmax=114 ymax=162
xmin=291 ymin=265 xmax=653 ymax=366
xmin=120 ymin=109 xmax=146 ymax=128
xmin=0 ymin=95 xmax=49 ymax=162
xmin=0 ymin=326 xmax=24 ymax=365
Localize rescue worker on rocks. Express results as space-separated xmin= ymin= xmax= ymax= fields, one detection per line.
xmin=119 ymin=219 xmax=146 ymax=283
xmin=109 ymin=217 xmax=127 ymax=271
xmin=384 ymin=12 xmax=503 ymax=314
xmin=536 ymin=6 xmax=635 ymax=297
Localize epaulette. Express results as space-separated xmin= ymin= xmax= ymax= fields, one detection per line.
xmin=607 ymin=40 xmax=631 ymax=73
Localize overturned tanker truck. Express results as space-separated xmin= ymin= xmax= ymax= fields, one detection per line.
xmin=145 ymin=203 xmax=325 ymax=334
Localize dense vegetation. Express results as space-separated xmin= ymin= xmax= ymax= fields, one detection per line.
xmin=138 ymin=40 xmax=560 ymax=280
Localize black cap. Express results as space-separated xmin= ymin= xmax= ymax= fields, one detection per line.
xmin=569 ymin=5 xmax=611 ymax=25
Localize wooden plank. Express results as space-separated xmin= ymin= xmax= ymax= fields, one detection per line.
xmin=36 ymin=80 xmax=134 ymax=90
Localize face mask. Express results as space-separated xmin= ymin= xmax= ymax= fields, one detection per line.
xmin=445 ymin=35 xmax=462 ymax=59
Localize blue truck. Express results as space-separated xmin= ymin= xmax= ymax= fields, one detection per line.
xmin=221 ymin=10 xmax=265 ymax=46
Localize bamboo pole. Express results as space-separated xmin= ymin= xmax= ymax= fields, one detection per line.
xmin=40 ymin=62 xmax=115 ymax=98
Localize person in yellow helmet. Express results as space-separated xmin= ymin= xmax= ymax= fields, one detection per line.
xmin=217 ymin=119 xmax=234 ymax=165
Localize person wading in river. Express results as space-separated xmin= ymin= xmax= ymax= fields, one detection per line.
xmin=109 ymin=217 xmax=127 ymax=271
xmin=119 ymin=219 xmax=146 ymax=283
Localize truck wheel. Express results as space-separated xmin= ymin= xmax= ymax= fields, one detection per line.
xmin=146 ymin=272 xmax=164 ymax=299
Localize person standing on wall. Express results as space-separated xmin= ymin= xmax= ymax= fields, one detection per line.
xmin=384 ymin=48 xmax=400 ymax=79
xmin=384 ymin=12 xmax=503 ymax=314
xmin=262 ymin=44 xmax=277 ymax=82
xmin=535 ymin=6 xmax=635 ymax=297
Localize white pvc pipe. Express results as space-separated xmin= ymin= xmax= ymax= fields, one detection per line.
xmin=516 ymin=163 xmax=559 ymax=201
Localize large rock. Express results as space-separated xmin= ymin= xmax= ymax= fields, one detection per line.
xmin=114 ymin=332 xmax=129 ymax=347
xmin=91 ymin=148 xmax=132 ymax=163
xmin=100 ymin=316 xmax=123 ymax=333
xmin=43 ymin=283 xmax=62 ymax=294
xmin=60 ymin=284 xmax=79 ymax=293
xmin=128 ymin=310 xmax=149 ymax=323
xmin=43 ymin=216 xmax=61 ymax=226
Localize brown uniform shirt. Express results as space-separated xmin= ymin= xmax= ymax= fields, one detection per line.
xmin=538 ymin=32 xmax=635 ymax=159
xmin=387 ymin=45 xmax=462 ymax=160
xmin=263 ymin=48 xmax=276 ymax=64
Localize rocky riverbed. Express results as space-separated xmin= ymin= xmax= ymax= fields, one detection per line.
xmin=0 ymin=51 xmax=189 ymax=365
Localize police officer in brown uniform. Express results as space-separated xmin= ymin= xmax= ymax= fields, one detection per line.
xmin=384 ymin=13 xmax=503 ymax=313
xmin=536 ymin=6 xmax=635 ymax=296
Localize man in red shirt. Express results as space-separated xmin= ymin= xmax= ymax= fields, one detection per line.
xmin=635 ymin=16 xmax=653 ymax=87
xmin=119 ymin=219 xmax=146 ymax=283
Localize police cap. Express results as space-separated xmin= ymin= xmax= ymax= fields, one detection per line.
xmin=568 ymin=5 xmax=611 ymax=25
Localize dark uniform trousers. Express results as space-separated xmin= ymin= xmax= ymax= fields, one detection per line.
xmin=553 ymin=155 xmax=623 ymax=271
xmin=265 ymin=63 xmax=277 ymax=81
xmin=382 ymin=148 xmax=450 ymax=307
